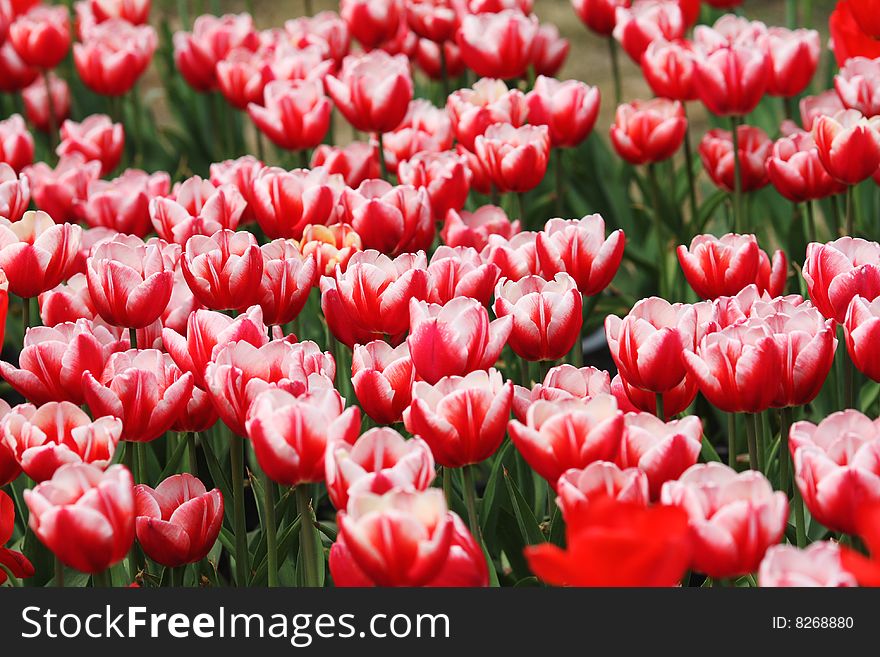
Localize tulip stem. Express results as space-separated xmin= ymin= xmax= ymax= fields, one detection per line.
xmin=682 ymin=116 xmax=698 ymax=226
xmin=843 ymin=348 xmax=855 ymax=410
xmin=607 ymin=37 xmax=622 ymax=107
xmin=655 ymin=394 xmax=664 ymax=421
xmin=303 ymin=0 xmax=313 ymax=16
xmin=377 ymin=132 xmax=389 ymax=181
xmin=42 ymin=69 xmax=58 ymax=151
xmin=779 ymin=407 xmax=793 ymax=496
xmin=171 ymin=566 xmax=185 ymax=587
xmin=263 ymin=473 xmax=279 ymax=587
xmin=845 ymin=185 xmax=854 ymax=236
xmin=804 ymin=200 xmax=817 ymax=244
xmin=230 ymin=434 xmax=250 ymax=587
xmin=730 ymin=116 xmax=743 ymax=233
xmin=462 ymin=465 xmax=481 ymax=540
xmin=136 ymin=442 xmax=148 ymax=485
xmin=21 ymin=294 xmax=29 ymax=336
xmin=439 ymin=46 xmax=450 ymax=100
xmin=442 ymin=466 xmax=454 ymax=509
xmin=727 ymin=413 xmax=737 ymax=469
xmin=793 ymin=479 xmax=807 ymax=548
xmin=296 ymin=485 xmax=321 ymax=587
xmin=92 ymin=570 xmax=111 ymax=588
xmin=54 ymin=556 xmax=64 ymax=588
xmin=0 ymin=563 xmax=21 ymax=587
xmin=187 ymin=432 xmax=198 ymax=476
xmin=129 ymin=328 xmax=137 ymax=350
xmin=744 ymin=413 xmax=759 ymax=472
xmin=646 ymin=163 xmax=667 ymax=298
xmin=554 ymin=148 xmax=564 ymax=217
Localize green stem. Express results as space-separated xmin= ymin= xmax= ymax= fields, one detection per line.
xmin=461 ymin=465 xmax=481 ymax=540
xmin=230 ymin=434 xmax=250 ymax=587
xmin=42 ymin=70 xmax=58 ymax=151
xmin=804 ymin=200 xmax=817 ymax=244
xmin=744 ymin=413 xmax=759 ymax=472
xmin=554 ymin=147 xmax=564 ymax=217
xmin=779 ymin=407 xmax=793 ymax=496
xmin=263 ymin=473 xmax=279 ymax=588
xmin=136 ymin=442 xmax=148 ymax=485
xmin=377 ymin=132 xmax=389 ymax=181
xmin=727 ymin=413 xmax=737 ymax=469
xmin=171 ymin=565 xmax=185 ymax=587
xmin=442 ymin=466 xmax=453 ymax=509
xmin=186 ymin=432 xmax=198 ymax=476
xmin=574 ymin=294 xmax=599 ymax=368
xmin=55 ymin=556 xmax=64 ymax=587
xmin=655 ymin=393 xmax=665 ymax=421
xmin=845 ymin=185 xmax=854 ymax=236
xmin=129 ymin=328 xmax=137 ymax=350
xmin=682 ymin=117 xmax=698 ymax=226
xmin=519 ymin=356 xmax=532 ymax=388
xmin=439 ymin=45 xmax=450 ymax=100
xmin=303 ymin=0 xmax=313 ymax=15
xmin=646 ymin=163 xmax=667 ymax=298
xmin=21 ymin=294 xmax=29 ymax=336
xmin=793 ymin=482 xmax=807 ymax=548
xmin=730 ymin=116 xmax=743 ymax=233
xmin=296 ymin=485 xmax=320 ymax=587
xmin=130 ymin=83 xmax=144 ymax=168
xmin=843 ymin=347 xmax=855 ymax=410
xmin=607 ymin=37 xmax=622 ymax=107
xmin=92 ymin=570 xmax=111 ymax=588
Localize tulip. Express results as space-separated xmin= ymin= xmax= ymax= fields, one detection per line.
xmin=0 ymin=269 xmax=6 ymax=347
xmin=414 ymin=39 xmax=465 ymax=81
xmin=661 ymin=463 xmax=787 ymax=579
xmin=9 ymin=5 xmax=70 ymax=69
xmin=325 ymin=51 xmax=413 ymax=134
xmin=493 ymin=273 xmax=583 ymax=362
xmin=248 ymin=79 xmax=332 ymax=152
xmin=535 ymin=215 xmax=624 ymax=296
xmin=86 ymin=235 xmax=175 ymax=330
xmin=759 ymin=542 xmax=857 ymax=587
xmin=446 ymin=78 xmax=528 ymax=153
xmin=180 ymin=229 xmax=263 ymax=312
xmin=173 ymin=14 xmax=258 ymax=92
xmin=87 ymin=0 xmax=151 ymax=25
xmin=525 ymin=496 xmax=691 ymax=586
xmin=209 ymin=155 xmax=264 ymax=223
xmin=74 ymin=19 xmax=157 ymax=97
xmin=25 ymin=463 xmax=134 ymax=574
xmin=339 ymin=0 xmax=402 ymax=49
xmin=641 ymin=38 xmax=698 ymax=101
xmin=310 ymin=142 xmax=380 ymax=188
xmin=0 ymin=42 xmax=38 ymax=94
xmin=609 ymin=98 xmax=687 ymax=165
xmin=426 ymin=245 xmax=500 ymax=306
xmin=802 ymin=237 xmax=880 ymax=323
xmin=408 ymin=296 xmax=512 ymax=384
xmin=442 ymin=205 xmax=520 ymax=251
xmin=56 ymin=115 xmax=124 ymax=177
xmin=134 ymin=473 xmax=223 ymax=568
xmin=337 ymin=180 xmax=434 ymax=256
xmin=0 ymin=210 xmax=81 ymax=298
xmin=405 ymin=0 xmax=459 ymax=43
xmin=2 ymin=401 xmax=122 ymax=482
xmin=162 ymin=306 xmax=269 ymax=389
xmin=765 ymin=27 xmax=820 ymax=98
xmin=404 ymin=369 xmax=513 ymax=468
xmin=480 ymin=231 xmax=540 ymax=281
xmin=605 ymin=297 xmax=697 ymax=395
xmin=205 ymin=339 xmax=335 ymax=438
xmin=150 ymin=178 xmax=246 ymax=245
xmin=214 ymin=48 xmax=264 ymax=111
xmin=620 ymin=413 xmax=701 ymax=499
xmin=513 ymin=365 xmax=611 ymax=421
xmin=0 ymin=114 xmax=34 ymax=173
xmin=246 ymin=387 xmax=359 ymax=486
xmin=612 ymin=0 xmax=685 ymax=63
xmin=22 ymin=73 xmax=70 ymax=133
xmin=83 ymin=349 xmax=194 ymax=443
xmin=259 ymin=39 xmax=333 ymax=83
xmin=683 ymin=319 xmax=782 ymax=414
xmin=0 ymin=401 xmax=20 ymax=486
xmin=789 ymin=410 xmax=880 ymax=535
xmin=829 ymin=0 xmax=880 ymax=66
xmin=694 ymin=44 xmax=769 ymax=117
xmin=766 ymin=132 xmax=846 ymax=203
xmin=321 ymin=250 xmax=429 ymax=347
xmin=572 ymin=0 xmax=631 ymax=36
xmin=813 ymin=109 xmax=880 ymax=185
xmin=300 ymin=223 xmax=363 ymax=277
xmin=398 ymin=151 xmax=471 ymax=220
xmin=24 ymin=154 xmax=101 ymax=222
xmin=351 ymin=341 xmax=414 ymax=425
xmin=249 ymin=167 xmax=342 ymax=241
xmin=467 ymin=0 xmax=534 ymax=14
xmin=0 ymin=319 xmax=127 ymax=405
xmin=0 ymin=488 xmax=34 ymax=585
xmin=333 ymin=488 xmax=456 ymax=587
xmin=531 ymin=24 xmax=569 ymax=77
xmin=38 ymin=273 xmax=95 ymax=326
xmin=381 ymin=99 xmax=453 ymax=173
xmin=800 ymin=90 xmax=845 ymax=132
xmin=526 ymin=77 xmax=600 ymax=149
xmin=258 ymin=239 xmax=316 ymax=327
xmin=0 ymin=162 xmax=30 ymax=221
xmin=80 ymin=169 xmax=169 ymax=237
xmin=611 ymin=372 xmax=697 ymax=418
xmin=456 ymin=10 xmax=538 ymax=81
xmin=848 ymin=0 xmax=880 ymax=39
xmin=325 ymin=427 xmax=435 ymax=510
xmin=509 ymin=395 xmax=624 ymax=486
xmin=474 ymin=123 xmax=550 ymax=193
xmin=839 ymin=501 xmax=880 ymax=586
xmin=845 ymin=295 xmax=880 ymax=382
xmin=556 ymin=462 xmax=649 ymax=521
xmin=698 ymin=125 xmax=771 ymax=193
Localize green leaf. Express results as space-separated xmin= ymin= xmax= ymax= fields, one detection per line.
xmin=158 ymin=435 xmax=189 ymax=481
xmin=699 ymin=435 xmax=722 ymax=463
xmin=479 ymin=440 xmax=513 ymax=539
xmin=502 ymin=468 xmax=546 ymax=546
xmin=548 ymin=505 xmax=565 ymax=547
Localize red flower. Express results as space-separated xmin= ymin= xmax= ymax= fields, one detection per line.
xmin=25 ymin=463 xmax=134 ymax=574
xmin=612 ymin=0 xmax=685 ymax=63
xmin=340 ymin=0 xmax=403 ymax=49
xmin=397 ymin=151 xmax=471 ymax=220
xmin=9 ymin=5 xmax=70 ymax=69
xmin=0 ymin=489 xmax=34 ymax=585
xmin=74 ymin=19 xmax=156 ymax=97
xmin=22 ymin=73 xmax=70 ymax=133
xmin=442 ymin=205 xmax=521 ymax=251
xmin=531 ymin=23 xmax=569 ymax=77
xmin=299 ymin=223 xmax=363 ymax=277
xmin=829 ymin=0 xmax=880 ymax=66
xmin=800 ymin=91 xmax=845 ymax=131
xmin=405 ymin=369 xmax=513 ymax=468
xmin=0 ymin=210 xmax=81 ymax=298
xmin=610 ymin=98 xmax=687 ymax=165
xmin=56 ymin=115 xmax=124 ymax=176
xmin=641 ymin=38 xmax=698 ymax=101
xmin=310 ymin=142 xmax=380 ymax=188
xmin=248 ymin=79 xmax=332 ymax=151
xmin=845 ymin=295 xmax=880 ymax=382
xmin=840 ymin=501 xmax=880 ymax=586
xmin=173 ymin=13 xmax=258 ymax=93
xmin=0 ymin=114 xmax=33 ymax=173
xmin=571 ymin=0 xmax=630 ymax=37
xmin=556 ymin=462 xmax=649 ymax=521
xmin=760 ymin=542 xmax=857 ymax=587
xmin=661 ymin=463 xmax=787 ymax=579
xmin=82 ymin=169 xmax=169 ymax=237
xmin=765 ymin=27 xmax=820 ymax=98
xmin=513 ymin=364 xmax=611 ymax=421
xmin=135 ymin=473 xmax=223 ymax=568
xmin=525 ymin=495 xmax=691 ymax=586
xmin=766 ymin=131 xmax=846 ymax=203
xmin=150 ymin=176 xmax=246 ymax=245
xmin=802 ymin=237 xmax=880 ymax=323
xmin=247 ymin=387 xmax=360 ymax=486
xmin=351 ymin=341 xmax=414 ymax=425
xmin=536 ymin=215 xmax=624 ymax=296
xmin=456 ymin=9 xmax=538 ymax=80
xmin=698 ymin=125 xmax=772 ymax=193
xmin=181 ymin=229 xmax=263 ymax=312
xmin=526 ymin=76 xmax=600 ymax=148
xmin=258 ymin=239 xmax=317 ymax=327
xmin=611 ymin=372 xmax=697 ymax=418
xmin=474 ymin=123 xmax=550 ymax=193
xmin=813 ymin=109 xmax=880 ymax=185
xmin=426 ymin=245 xmax=500 ymax=306
xmin=694 ymin=44 xmax=769 ymax=117
xmin=446 ymin=78 xmax=527 ymax=152
xmin=620 ymin=413 xmax=701 ymax=500
xmin=406 ymin=0 xmax=459 ymax=43
xmin=24 ymin=154 xmax=101 ymax=223
xmin=0 ymin=162 xmax=30 ymax=222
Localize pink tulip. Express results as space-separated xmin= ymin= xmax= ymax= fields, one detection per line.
xmin=526 ymin=76 xmax=600 ymax=148
xmin=802 ymin=237 xmax=880 ymax=323
xmin=351 ymin=341 xmax=415 ymax=425
xmin=759 ymin=542 xmax=857 ymax=587
xmin=513 ymin=365 xmax=611 ymax=422
xmin=620 ymin=412 xmax=702 ymax=499
xmin=0 ymin=210 xmax=81 ymax=298
xmin=426 ymin=245 xmax=500 ymax=306
xmin=556 ymin=462 xmax=649 ymax=521
xmin=446 ymin=78 xmax=527 ymax=152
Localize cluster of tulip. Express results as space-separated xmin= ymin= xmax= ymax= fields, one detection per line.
xmin=1 ymin=0 xmax=880 ymax=590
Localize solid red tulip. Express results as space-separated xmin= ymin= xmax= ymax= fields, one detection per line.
xmin=661 ymin=463 xmax=787 ymax=579
xmin=9 ymin=5 xmax=70 ymax=69
xmin=2 ymin=401 xmax=121 ymax=483
xmin=0 ymin=210 xmax=81 ymax=298
xmin=571 ymin=0 xmax=630 ymax=36
xmin=839 ymin=501 xmax=880 ymax=586
xmin=802 ymin=237 xmax=880 ymax=323
xmin=74 ymin=18 xmax=157 ymax=97
xmin=760 ymin=542 xmax=857 ymax=587
xmin=526 ymin=76 xmax=600 ymax=149
xmin=474 ymin=123 xmax=550 ymax=193
xmin=456 ymin=9 xmax=538 ymax=80
xmin=610 ymin=98 xmax=687 ymax=165
xmin=135 ymin=473 xmax=223 ymax=567
xmin=404 ymin=368 xmax=513 ymax=468
xmin=813 ymin=109 xmax=880 ymax=185
xmin=790 ymin=410 xmax=880 ymax=535
xmin=829 ymin=0 xmax=880 ymax=66
xmin=407 ymin=296 xmax=512 ymax=384
xmin=620 ymin=412 xmax=701 ymax=499
xmin=325 ymin=427 xmax=435 ymax=510
xmin=525 ymin=495 xmax=691 ymax=586
xmin=86 ymin=234 xmax=175 ymax=329
xmin=25 ymin=463 xmax=134 ymax=574
xmin=446 ymin=78 xmax=527 ymax=153
xmin=246 ymin=387 xmax=360 ymax=486
xmin=509 ymin=395 xmax=624 ymax=486
xmin=442 ymin=205 xmax=521 ymax=251
xmin=0 ymin=319 xmax=127 ymax=405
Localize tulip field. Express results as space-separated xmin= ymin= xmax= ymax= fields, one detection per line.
xmin=0 ymin=0 xmax=880 ymax=591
